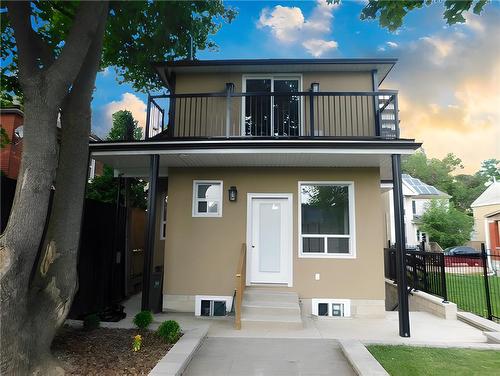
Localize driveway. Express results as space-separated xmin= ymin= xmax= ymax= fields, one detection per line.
xmin=183 ymin=337 xmax=355 ymax=376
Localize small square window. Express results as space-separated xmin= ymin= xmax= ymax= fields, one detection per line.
xmin=200 ymin=300 xmax=211 ymax=316
xmin=332 ymin=303 xmax=343 ymax=317
xmin=193 ymin=181 xmax=222 ymax=217
xmin=318 ymin=303 xmax=328 ymax=316
xmin=213 ymin=301 xmax=227 ymax=316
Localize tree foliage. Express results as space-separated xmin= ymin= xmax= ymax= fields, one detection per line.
xmin=0 ymin=127 xmax=10 ymax=148
xmin=402 ymin=151 xmax=494 ymax=212
xmin=359 ymin=0 xmax=489 ymax=31
xmin=419 ymin=200 xmax=474 ymax=248
xmin=87 ymin=110 xmax=147 ymax=209
xmin=107 ymin=110 xmax=143 ymax=141
xmin=1 ymin=1 xmax=237 ymax=103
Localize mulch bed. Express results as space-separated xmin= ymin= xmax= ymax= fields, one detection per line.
xmin=52 ymin=326 xmax=173 ymax=375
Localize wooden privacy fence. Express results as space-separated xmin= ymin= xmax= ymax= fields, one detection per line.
xmin=234 ymin=243 xmax=247 ymax=329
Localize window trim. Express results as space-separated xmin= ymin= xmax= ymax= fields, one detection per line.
xmin=192 ymin=180 xmax=223 ymax=217
xmin=241 ymin=73 xmax=304 ymax=136
xmin=311 ymin=299 xmax=351 ymax=317
xmin=298 ymin=181 xmax=356 ymax=259
xmin=194 ymin=295 xmax=233 ymax=316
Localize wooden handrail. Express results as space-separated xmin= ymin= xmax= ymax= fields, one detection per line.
xmin=234 ymin=243 xmax=246 ymax=329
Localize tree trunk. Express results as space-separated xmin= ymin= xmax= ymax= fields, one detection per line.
xmin=1 ymin=3 xmax=108 ymax=374
xmin=0 ymin=82 xmax=60 ymax=375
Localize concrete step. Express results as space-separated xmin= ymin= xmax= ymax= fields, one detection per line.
xmin=243 ymin=288 xmax=299 ymax=303
xmin=240 ymin=287 xmax=302 ymax=329
xmin=242 ymin=300 xmax=301 ymax=316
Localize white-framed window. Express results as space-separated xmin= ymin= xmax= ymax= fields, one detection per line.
xmin=160 ymin=194 xmax=168 ymax=240
xmin=192 ymin=180 xmax=223 ymax=217
xmin=312 ymin=299 xmax=351 ymax=317
xmin=298 ymin=181 xmax=356 ymax=258
xmin=88 ymin=158 xmax=96 ymax=182
xmin=195 ymin=295 xmax=233 ymax=317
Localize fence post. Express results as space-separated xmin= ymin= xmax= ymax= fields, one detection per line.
xmin=481 ymin=243 xmax=493 ymax=320
xmin=412 ymin=253 xmax=418 ymax=291
xmin=439 ymin=253 xmax=448 ymax=303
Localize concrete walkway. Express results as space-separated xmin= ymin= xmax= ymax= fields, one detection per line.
xmin=183 ymin=338 xmax=355 ymax=376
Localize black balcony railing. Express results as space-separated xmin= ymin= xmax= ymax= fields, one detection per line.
xmin=145 ymin=90 xmax=399 ymax=140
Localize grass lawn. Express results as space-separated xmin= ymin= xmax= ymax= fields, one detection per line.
xmin=367 ymin=345 xmax=500 ymax=376
xmin=445 ymin=274 xmax=500 ymax=319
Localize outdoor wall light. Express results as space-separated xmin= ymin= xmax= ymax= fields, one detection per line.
xmin=311 ymin=82 xmax=320 ymax=92
xmin=228 ymin=186 xmax=238 ymax=202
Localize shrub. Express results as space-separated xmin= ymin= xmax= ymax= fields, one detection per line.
xmin=83 ymin=313 xmax=100 ymax=331
xmin=156 ymin=320 xmax=181 ymax=343
xmin=133 ymin=310 xmax=153 ymax=329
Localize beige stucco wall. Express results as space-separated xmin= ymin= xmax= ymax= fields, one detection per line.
xmin=163 ymin=167 xmax=385 ymax=302
xmin=471 ymin=204 xmax=500 ymax=243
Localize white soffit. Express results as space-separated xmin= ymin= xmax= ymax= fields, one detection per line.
xmin=92 ymin=151 xmax=394 ymax=180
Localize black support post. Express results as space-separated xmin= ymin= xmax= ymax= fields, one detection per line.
xmin=142 ymin=154 xmax=160 ymax=311
xmin=392 ymin=154 xmax=411 ymax=337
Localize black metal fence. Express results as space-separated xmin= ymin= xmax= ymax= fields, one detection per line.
xmin=384 ymin=247 xmax=499 ymax=323
xmin=384 ymin=248 xmax=447 ymax=301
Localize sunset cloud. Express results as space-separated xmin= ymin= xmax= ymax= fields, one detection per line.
xmin=383 ymin=9 xmax=500 ymax=173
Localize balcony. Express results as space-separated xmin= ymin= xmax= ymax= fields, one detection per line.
xmin=145 ymin=90 xmax=399 ymax=140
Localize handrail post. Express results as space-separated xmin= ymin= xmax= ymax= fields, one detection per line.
xmin=225 ymin=83 xmax=234 ymax=138
xmin=371 ymin=70 xmax=380 ymax=137
xmin=309 ymin=83 xmax=319 ymax=136
xmin=145 ymin=94 xmax=152 ymax=140
xmin=481 ymin=243 xmax=493 ymax=320
xmin=394 ymin=93 xmax=400 ymax=139
xmin=439 ymin=253 xmax=448 ymax=303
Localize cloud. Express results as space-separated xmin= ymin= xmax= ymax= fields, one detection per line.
xmin=302 ymin=39 xmax=338 ymax=57
xmin=257 ymin=0 xmax=339 ymax=57
xmin=382 ymin=9 xmax=500 ymax=173
xmin=92 ymin=92 xmax=147 ymax=138
xmin=386 ymin=41 xmax=399 ymax=48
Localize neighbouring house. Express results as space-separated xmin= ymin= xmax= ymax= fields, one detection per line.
xmin=382 ymin=174 xmax=450 ymax=249
xmin=0 ymin=107 xmax=24 ymax=179
xmin=90 ymin=58 xmax=420 ymax=333
xmin=0 ymin=107 xmax=104 ymax=181
xmin=470 ymin=181 xmax=500 ymax=258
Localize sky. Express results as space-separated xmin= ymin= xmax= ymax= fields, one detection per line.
xmin=91 ymin=0 xmax=500 ymax=174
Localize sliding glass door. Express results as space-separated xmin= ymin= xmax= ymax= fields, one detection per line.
xmin=244 ymin=76 xmax=301 ymax=137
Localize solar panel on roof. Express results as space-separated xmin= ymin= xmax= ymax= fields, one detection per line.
xmin=401 ymin=174 xmax=442 ymax=196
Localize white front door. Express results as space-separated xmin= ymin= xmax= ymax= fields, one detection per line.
xmin=248 ymin=196 xmax=292 ymax=284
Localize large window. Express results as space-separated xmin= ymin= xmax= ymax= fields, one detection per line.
xmin=192 ymin=180 xmax=223 ymax=217
xmin=299 ymin=182 xmax=355 ymax=258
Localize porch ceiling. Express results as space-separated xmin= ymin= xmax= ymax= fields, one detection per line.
xmin=91 ymin=144 xmax=413 ymax=180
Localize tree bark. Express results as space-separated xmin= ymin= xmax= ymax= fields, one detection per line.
xmin=0 ymin=2 xmax=109 ymax=374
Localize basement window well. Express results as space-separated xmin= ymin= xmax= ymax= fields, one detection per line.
xmin=312 ymin=299 xmax=351 ymax=317
xmin=195 ymin=295 xmax=232 ymax=317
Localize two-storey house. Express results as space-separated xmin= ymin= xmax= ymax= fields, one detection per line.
xmin=91 ymin=59 xmax=419 ymax=335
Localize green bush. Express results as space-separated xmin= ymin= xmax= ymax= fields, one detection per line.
xmin=83 ymin=313 xmax=100 ymax=331
xmin=156 ymin=320 xmax=180 ymax=343
xmin=133 ymin=310 xmax=153 ymax=329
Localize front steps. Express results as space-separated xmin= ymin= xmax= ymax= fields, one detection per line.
xmin=240 ymin=287 xmax=303 ymax=329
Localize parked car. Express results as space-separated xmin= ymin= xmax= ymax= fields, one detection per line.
xmin=444 ymin=246 xmax=483 ymax=267
xmin=444 ymin=246 xmax=480 ymax=256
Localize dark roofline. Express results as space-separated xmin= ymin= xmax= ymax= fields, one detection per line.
xmin=151 ymin=58 xmax=398 ymax=90
xmin=153 ymin=57 xmax=398 ymax=68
